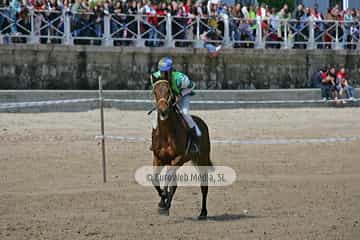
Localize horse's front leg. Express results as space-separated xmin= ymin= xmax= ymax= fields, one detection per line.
xmin=162 ymin=156 xmax=185 ymax=213
xmin=163 ymin=165 xmax=179 ymax=211
xmin=152 ymin=156 xmax=166 ymax=208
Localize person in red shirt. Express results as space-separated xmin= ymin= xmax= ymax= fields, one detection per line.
xmin=156 ymin=2 xmax=167 ymax=44
xmin=320 ymin=66 xmax=332 ymax=100
xmin=336 ymin=67 xmax=356 ymax=101
xmin=143 ymin=0 xmax=159 ymax=47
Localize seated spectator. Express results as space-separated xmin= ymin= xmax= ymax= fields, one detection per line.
xmin=336 ymin=67 xmax=356 ymax=101
xmin=311 ymin=67 xmax=324 ymax=88
xmin=326 ymin=66 xmax=339 ymax=100
xmin=320 ymin=66 xmax=332 ymax=101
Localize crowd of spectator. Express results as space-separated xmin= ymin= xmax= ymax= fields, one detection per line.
xmin=0 ymin=0 xmax=360 ymax=48
xmin=312 ymin=65 xmax=356 ymax=103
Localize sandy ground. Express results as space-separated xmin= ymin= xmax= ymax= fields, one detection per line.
xmin=0 ymin=108 xmax=360 ymax=240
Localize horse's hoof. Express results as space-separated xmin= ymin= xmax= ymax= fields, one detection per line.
xmin=198 ymin=209 xmax=207 ymax=220
xmin=158 ymin=202 xmax=166 ymax=208
xmin=158 ymin=207 xmax=169 ymax=216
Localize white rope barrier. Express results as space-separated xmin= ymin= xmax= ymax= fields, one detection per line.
xmin=95 ymin=135 xmax=360 ymax=145
xmin=104 ymin=99 xmax=153 ymax=103
xmin=0 ymin=97 xmax=358 ymax=111
xmin=0 ymin=98 xmax=98 ymax=109
xmin=104 ymin=98 xmax=359 ymax=105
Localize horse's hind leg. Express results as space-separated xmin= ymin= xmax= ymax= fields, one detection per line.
xmin=198 ymin=164 xmax=209 ymax=219
xmin=199 ymin=184 xmax=208 ymax=219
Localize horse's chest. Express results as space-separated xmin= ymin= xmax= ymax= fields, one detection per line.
xmin=157 ymin=139 xmax=177 ymax=161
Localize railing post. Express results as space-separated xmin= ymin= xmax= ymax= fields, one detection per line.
xmin=103 ymin=14 xmax=112 ymax=47
xmin=98 ymin=75 xmax=107 ymax=183
xmin=335 ymin=20 xmax=341 ymax=50
xmin=47 ymin=17 xmax=51 ymax=44
xmin=135 ymin=14 xmax=145 ymax=47
xmin=308 ymin=18 xmax=315 ymax=50
xmin=63 ymin=11 xmax=73 ymax=45
xmin=164 ymin=13 xmax=174 ymax=48
xmin=29 ymin=10 xmax=39 ymax=44
xmin=282 ymin=19 xmax=288 ymax=49
xmin=194 ymin=16 xmax=202 ymax=48
xmin=0 ymin=9 xmax=4 ymax=44
xmin=222 ymin=14 xmax=231 ymax=48
xmin=255 ymin=16 xmax=264 ymax=49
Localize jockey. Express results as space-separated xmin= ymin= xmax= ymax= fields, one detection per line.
xmin=151 ymin=57 xmax=201 ymax=152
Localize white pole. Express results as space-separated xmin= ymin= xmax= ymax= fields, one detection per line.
xmin=99 ymin=76 xmax=107 ymax=183
xmin=343 ymin=0 xmax=348 ymax=10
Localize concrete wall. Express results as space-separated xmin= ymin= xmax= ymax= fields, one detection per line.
xmin=0 ymin=45 xmax=360 ymax=90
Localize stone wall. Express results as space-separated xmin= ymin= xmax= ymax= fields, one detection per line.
xmin=0 ymin=45 xmax=359 ymax=89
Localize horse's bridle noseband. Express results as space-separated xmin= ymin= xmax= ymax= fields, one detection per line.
xmin=152 ymin=80 xmax=174 ymax=107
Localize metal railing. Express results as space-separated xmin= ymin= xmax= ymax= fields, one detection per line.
xmin=1 ymin=8 xmax=360 ymax=50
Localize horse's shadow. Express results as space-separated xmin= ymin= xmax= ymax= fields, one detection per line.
xmin=206 ymin=213 xmax=257 ymax=221
xmin=171 ymin=213 xmax=257 ymax=224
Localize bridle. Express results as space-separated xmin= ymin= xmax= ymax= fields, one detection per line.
xmin=152 ymin=80 xmax=174 ymax=107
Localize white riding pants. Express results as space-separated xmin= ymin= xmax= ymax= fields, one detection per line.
xmin=179 ymin=95 xmax=202 ymax=137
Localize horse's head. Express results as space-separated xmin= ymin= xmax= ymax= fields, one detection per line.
xmin=152 ymin=80 xmax=174 ymax=120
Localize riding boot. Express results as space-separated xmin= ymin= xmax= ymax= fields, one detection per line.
xmin=189 ymin=127 xmax=200 ymax=153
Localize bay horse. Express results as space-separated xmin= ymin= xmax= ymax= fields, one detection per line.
xmin=151 ymin=79 xmax=212 ymax=219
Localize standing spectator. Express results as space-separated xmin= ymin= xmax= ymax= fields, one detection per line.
xmin=324 ymin=6 xmax=341 ymax=49
xmin=192 ymin=0 xmax=205 ymax=18
xmin=9 ymin=0 xmax=22 ymax=35
xmin=343 ymin=8 xmax=353 ymax=48
xmin=71 ymin=0 xmax=80 ymax=13
xmin=293 ymin=3 xmax=304 ymax=48
xmin=175 ymin=1 xmax=188 ymax=46
xmin=112 ymin=0 xmax=126 ymax=45
xmin=311 ymin=7 xmax=324 ymax=48
xmin=126 ymin=0 xmax=138 ymax=40
xmin=248 ymin=5 xmax=257 ymax=39
xmin=230 ymin=3 xmax=242 ymax=45
xmin=46 ymin=0 xmax=62 ymax=42
xmin=298 ymin=7 xmax=310 ymax=49
xmin=207 ymin=0 xmax=219 ymax=17
xmin=60 ymin=0 xmax=71 ymax=12
xmin=241 ymin=4 xmax=248 ymax=19
xmin=93 ymin=1 xmax=104 ymax=40
xmin=31 ymin=0 xmax=46 ymax=38
xmin=156 ymin=2 xmax=167 ymax=43
xmin=142 ymin=0 xmax=159 ymax=47
xmin=0 ymin=0 xmax=10 ymax=32
xmin=257 ymin=2 xmax=266 ymax=18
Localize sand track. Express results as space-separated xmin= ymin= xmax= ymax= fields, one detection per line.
xmin=0 ymin=108 xmax=360 ymax=239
